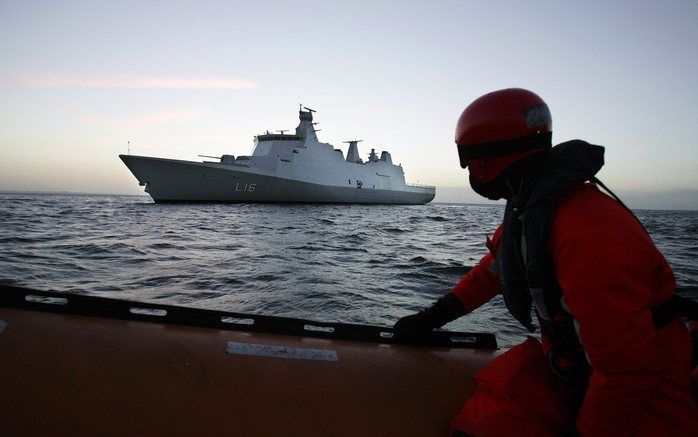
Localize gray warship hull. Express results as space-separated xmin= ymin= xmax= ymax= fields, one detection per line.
xmin=121 ymin=155 xmax=435 ymax=204
xmin=120 ymin=107 xmax=435 ymax=205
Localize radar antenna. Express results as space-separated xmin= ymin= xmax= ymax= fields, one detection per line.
xmin=303 ymin=106 xmax=316 ymax=113
xmin=342 ymin=139 xmax=363 ymax=144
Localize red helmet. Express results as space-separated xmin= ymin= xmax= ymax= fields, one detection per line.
xmin=455 ymin=88 xmax=552 ymax=182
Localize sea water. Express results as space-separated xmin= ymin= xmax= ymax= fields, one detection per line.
xmin=1 ymin=193 xmax=696 ymax=347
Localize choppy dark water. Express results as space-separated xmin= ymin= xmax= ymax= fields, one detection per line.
xmin=1 ymin=193 xmax=696 ymax=347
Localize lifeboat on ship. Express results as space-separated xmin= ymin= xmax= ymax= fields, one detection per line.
xmin=0 ymin=284 xmax=500 ymax=437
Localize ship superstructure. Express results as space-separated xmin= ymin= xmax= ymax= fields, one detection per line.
xmin=120 ymin=107 xmax=435 ymax=204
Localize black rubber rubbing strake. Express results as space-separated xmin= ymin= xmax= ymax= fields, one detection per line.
xmin=0 ymin=284 xmax=499 ymax=350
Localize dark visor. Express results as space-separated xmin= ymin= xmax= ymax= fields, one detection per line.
xmin=457 ymin=132 xmax=552 ymax=168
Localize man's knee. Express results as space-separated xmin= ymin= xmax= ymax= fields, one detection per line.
xmin=450 ymin=337 xmax=577 ymax=436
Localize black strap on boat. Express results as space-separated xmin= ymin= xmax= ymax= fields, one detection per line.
xmin=0 ymin=284 xmax=498 ymax=350
xmin=637 ymin=294 xmax=698 ymax=329
xmin=652 ymin=298 xmax=678 ymax=328
xmin=672 ymin=294 xmax=698 ymax=320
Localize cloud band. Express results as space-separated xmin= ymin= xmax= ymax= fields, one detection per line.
xmin=17 ymin=75 xmax=259 ymax=90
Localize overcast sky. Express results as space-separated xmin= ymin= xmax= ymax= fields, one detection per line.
xmin=1 ymin=0 xmax=696 ymax=209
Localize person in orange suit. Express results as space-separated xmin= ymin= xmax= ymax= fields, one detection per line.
xmin=394 ymin=88 xmax=698 ymax=436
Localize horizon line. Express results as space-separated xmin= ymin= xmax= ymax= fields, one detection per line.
xmin=0 ymin=189 xmax=696 ymax=212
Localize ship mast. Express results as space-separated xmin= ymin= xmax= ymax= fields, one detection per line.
xmin=296 ymin=104 xmax=318 ymax=141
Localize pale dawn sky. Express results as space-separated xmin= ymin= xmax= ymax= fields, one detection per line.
xmin=1 ymin=0 xmax=696 ymax=209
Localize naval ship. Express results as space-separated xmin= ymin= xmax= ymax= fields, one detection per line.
xmin=120 ymin=107 xmax=435 ymax=204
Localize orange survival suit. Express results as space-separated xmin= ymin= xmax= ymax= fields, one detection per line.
xmin=447 ymin=147 xmax=698 ymax=435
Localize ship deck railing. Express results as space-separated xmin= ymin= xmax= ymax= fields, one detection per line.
xmin=407 ymin=183 xmax=436 ymax=190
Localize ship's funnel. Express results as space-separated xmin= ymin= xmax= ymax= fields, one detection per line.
xmin=344 ymin=140 xmax=363 ymax=163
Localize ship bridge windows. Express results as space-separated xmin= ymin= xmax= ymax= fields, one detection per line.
xmin=256 ymin=134 xmax=304 ymax=142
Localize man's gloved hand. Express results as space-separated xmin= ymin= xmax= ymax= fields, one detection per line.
xmin=393 ymin=292 xmax=465 ymax=343
xmin=393 ymin=311 xmax=434 ymax=341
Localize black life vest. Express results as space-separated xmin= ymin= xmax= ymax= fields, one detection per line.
xmin=495 ymin=140 xmax=605 ymax=383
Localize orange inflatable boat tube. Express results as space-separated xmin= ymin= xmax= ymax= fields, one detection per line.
xmin=0 ymin=285 xmax=500 ymax=436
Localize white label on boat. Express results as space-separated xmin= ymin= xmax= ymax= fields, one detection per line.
xmin=226 ymin=341 xmax=338 ymax=362
xmin=0 ymin=320 xmax=7 ymax=334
